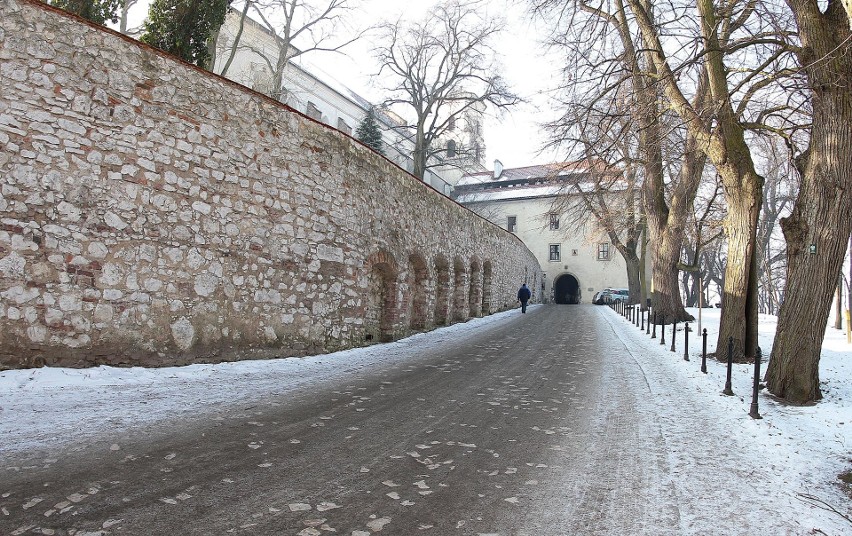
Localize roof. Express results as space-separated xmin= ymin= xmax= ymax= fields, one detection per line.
xmin=454 ymin=160 xmax=628 ymax=203
xmin=458 ymin=161 xmax=603 ymax=186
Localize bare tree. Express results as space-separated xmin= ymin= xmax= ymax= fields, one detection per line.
xmin=622 ymin=0 xmax=800 ymax=360
xmin=531 ymin=0 xmax=712 ymax=323
xmin=754 ymin=137 xmax=797 ymax=315
xmin=119 ymin=0 xmax=138 ymax=34
xmin=220 ymin=0 xmax=361 ymax=101
xmin=765 ymin=0 xmax=852 ymax=402
xmin=375 ymin=0 xmax=518 ymax=180
xmin=218 ymin=0 xmax=252 ymax=77
xmin=681 ymin=175 xmax=725 ymax=308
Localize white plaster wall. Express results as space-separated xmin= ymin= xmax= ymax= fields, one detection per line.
xmin=469 ymin=196 xmax=630 ymax=302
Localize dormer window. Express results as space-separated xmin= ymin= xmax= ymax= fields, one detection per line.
xmin=447 ymin=140 xmax=457 ymax=157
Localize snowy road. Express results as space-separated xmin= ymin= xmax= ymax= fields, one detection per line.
xmin=2 ymin=305 xmax=849 ymax=535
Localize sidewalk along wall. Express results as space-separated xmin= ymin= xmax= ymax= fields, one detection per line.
xmin=0 ymin=0 xmax=541 ymax=368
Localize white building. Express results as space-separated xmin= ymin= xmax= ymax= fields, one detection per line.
xmin=455 ymin=161 xmax=632 ymax=303
xmin=211 ymin=8 xmax=485 ymax=197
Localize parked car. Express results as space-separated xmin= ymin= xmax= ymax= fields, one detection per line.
xmin=593 ymin=289 xmax=612 ymax=305
xmin=604 ymin=289 xmax=630 ymax=304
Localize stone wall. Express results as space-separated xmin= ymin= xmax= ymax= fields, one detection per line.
xmin=0 ymin=0 xmax=541 ymax=369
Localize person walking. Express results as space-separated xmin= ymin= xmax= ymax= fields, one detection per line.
xmin=517 ymin=283 xmax=531 ymax=313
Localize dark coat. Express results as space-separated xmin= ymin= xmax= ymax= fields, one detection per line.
xmin=517 ymin=285 xmax=531 ymax=302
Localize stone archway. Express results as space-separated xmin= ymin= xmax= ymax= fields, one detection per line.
xmin=554 ymin=273 xmax=581 ymax=304
xmin=365 ymin=251 xmax=398 ymax=343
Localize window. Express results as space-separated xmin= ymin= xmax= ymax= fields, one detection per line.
xmin=446 ymin=140 xmax=457 ymax=157
xmin=549 ymin=244 xmax=561 ymax=261
xmin=448 ymin=116 xmax=456 ymax=131
xmin=337 ymin=117 xmax=352 ymax=135
xmin=306 ymin=101 xmax=322 ymax=121
xmin=597 ymin=243 xmax=611 ymax=261
xmin=507 ymin=216 xmax=517 ymax=232
xmin=549 ymin=213 xmax=559 ymax=230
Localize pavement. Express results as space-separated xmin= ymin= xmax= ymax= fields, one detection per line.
xmin=0 ymin=305 xmax=795 ymax=534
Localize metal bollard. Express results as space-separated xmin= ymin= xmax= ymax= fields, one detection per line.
xmin=723 ymin=336 xmax=734 ymax=395
xmin=641 ymin=308 xmax=645 ymax=330
xmin=651 ymin=312 xmax=657 ymax=339
xmin=701 ymin=328 xmax=707 ymax=373
xmin=670 ymin=320 xmax=677 ymax=352
xmin=749 ymin=347 xmax=763 ymax=419
xmin=646 ymin=307 xmax=651 ymax=335
xmin=660 ymin=316 xmax=666 ymax=346
xmin=683 ymin=323 xmax=690 ymax=361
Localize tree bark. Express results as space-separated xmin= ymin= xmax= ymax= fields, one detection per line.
xmin=766 ymin=0 xmax=852 ymax=403
xmin=413 ymin=124 xmax=427 ymax=180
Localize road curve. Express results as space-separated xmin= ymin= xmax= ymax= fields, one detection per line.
xmin=1 ymin=305 xmax=682 ymax=535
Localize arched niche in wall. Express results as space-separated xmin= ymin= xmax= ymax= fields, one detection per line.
xmin=407 ymin=253 xmax=430 ymax=330
xmin=433 ymin=255 xmax=451 ymax=326
xmin=452 ymin=256 xmax=468 ymax=322
xmin=468 ymin=258 xmax=482 ymax=317
xmin=364 ymin=251 xmax=399 ymax=343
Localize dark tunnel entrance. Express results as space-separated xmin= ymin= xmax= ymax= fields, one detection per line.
xmin=554 ymin=274 xmax=580 ymax=304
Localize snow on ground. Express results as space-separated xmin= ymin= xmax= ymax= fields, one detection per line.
xmin=1 ymin=305 xmax=850 ymax=532
xmin=602 ymin=307 xmax=851 ymax=534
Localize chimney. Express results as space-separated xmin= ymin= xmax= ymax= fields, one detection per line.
xmin=493 ymin=159 xmax=504 ymax=179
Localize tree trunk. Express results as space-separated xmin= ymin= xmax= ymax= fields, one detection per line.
xmin=205 ymin=27 xmax=220 ymax=71
xmin=620 ymin=249 xmax=642 ymax=304
xmin=413 ymin=125 xmax=427 ymax=180
xmin=639 ymin=224 xmax=649 ymax=310
xmin=714 ymin=170 xmax=762 ymax=361
xmin=648 ymin=223 xmax=694 ymax=324
xmin=220 ymin=0 xmax=250 ymax=77
xmin=765 ymin=1 xmax=852 ymax=403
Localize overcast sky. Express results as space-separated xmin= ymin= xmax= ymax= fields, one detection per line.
xmin=119 ymin=0 xmax=563 ymax=170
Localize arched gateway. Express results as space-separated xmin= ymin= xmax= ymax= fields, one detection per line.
xmin=553 ymin=274 xmax=581 ymax=304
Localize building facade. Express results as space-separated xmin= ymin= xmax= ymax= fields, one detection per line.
xmin=211 ymin=9 xmax=487 ymax=197
xmin=455 ymin=162 xmax=632 ymax=304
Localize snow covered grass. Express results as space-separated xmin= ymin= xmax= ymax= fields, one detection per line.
xmin=602 ymin=306 xmax=852 ymax=532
